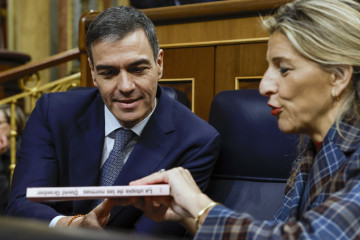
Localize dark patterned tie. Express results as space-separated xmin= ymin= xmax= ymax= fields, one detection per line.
xmin=99 ymin=128 xmax=134 ymax=186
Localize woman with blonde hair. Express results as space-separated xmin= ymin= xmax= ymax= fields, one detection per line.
xmin=109 ymin=0 xmax=360 ymax=238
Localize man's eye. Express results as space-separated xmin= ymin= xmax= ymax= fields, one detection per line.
xmin=99 ymin=70 xmax=117 ymax=78
xmin=130 ymin=67 xmax=147 ymax=74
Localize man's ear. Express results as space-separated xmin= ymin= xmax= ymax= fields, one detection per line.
xmin=88 ymin=57 xmax=97 ymax=87
xmin=156 ymin=49 xmax=164 ymax=79
xmin=331 ymin=65 xmax=353 ymax=98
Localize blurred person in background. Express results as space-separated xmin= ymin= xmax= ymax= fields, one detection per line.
xmin=0 ymin=104 xmax=25 ymax=214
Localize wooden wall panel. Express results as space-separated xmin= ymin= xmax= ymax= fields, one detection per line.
xmin=161 ymin=47 xmax=214 ymax=120
xmin=235 ymin=77 xmax=262 ymax=90
xmin=156 ymin=16 xmax=268 ymax=45
xmin=215 ymin=43 xmax=268 ymax=94
xmin=78 ymin=1 xmax=289 ymax=120
xmin=159 ymin=78 xmax=194 ymax=112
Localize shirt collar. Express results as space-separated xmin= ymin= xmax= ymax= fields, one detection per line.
xmin=104 ymin=98 xmax=157 ymax=137
xmin=323 ymin=113 xmax=360 ymax=153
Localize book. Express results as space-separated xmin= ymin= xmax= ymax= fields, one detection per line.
xmin=26 ymin=184 xmax=170 ymax=202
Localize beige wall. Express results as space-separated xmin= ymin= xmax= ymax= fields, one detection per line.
xmin=6 ymin=0 xmax=130 ymax=83
xmin=7 ymin=0 xmax=51 ymax=82
xmin=14 ymin=0 xmax=50 ymax=61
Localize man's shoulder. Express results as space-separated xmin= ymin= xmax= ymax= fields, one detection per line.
xmin=46 ymin=87 xmax=98 ymax=99
xmin=176 ymin=109 xmax=219 ymax=136
xmin=157 ymin=92 xmax=219 ymax=136
xmin=33 ymin=88 xmax=103 ymax=122
xmin=40 ymin=87 xmax=100 ymax=107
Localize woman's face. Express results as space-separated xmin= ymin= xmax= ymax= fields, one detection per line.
xmin=259 ymin=32 xmax=337 ymax=141
xmin=0 ymin=110 xmax=10 ymax=154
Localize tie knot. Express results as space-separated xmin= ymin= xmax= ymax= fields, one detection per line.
xmin=114 ymin=128 xmax=134 ymax=152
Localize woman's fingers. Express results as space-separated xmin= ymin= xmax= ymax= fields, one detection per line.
xmin=129 ymin=169 xmax=171 ymax=186
xmin=127 ymin=167 xmax=210 ymax=222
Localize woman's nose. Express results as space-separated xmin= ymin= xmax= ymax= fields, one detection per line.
xmin=259 ymin=68 xmax=277 ymax=97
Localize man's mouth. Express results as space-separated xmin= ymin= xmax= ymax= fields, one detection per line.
xmin=116 ymin=98 xmax=140 ymax=109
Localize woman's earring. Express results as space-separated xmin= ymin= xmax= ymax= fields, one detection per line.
xmin=332 ymin=89 xmax=340 ymax=101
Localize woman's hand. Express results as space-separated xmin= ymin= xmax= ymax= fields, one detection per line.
xmin=128 ymin=167 xmax=214 ymax=222
xmin=116 ymin=195 xmax=180 ymax=222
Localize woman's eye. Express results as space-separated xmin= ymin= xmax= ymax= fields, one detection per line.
xmin=280 ymin=68 xmax=289 ymax=74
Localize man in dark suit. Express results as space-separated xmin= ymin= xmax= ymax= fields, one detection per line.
xmin=6 ymin=6 xmax=220 ymax=237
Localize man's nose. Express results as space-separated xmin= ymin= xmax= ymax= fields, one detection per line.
xmin=117 ymin=72 xmax=135 ymax=93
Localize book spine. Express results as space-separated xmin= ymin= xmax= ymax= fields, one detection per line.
xmin=26 ymin=184 xmax=170 ymax=201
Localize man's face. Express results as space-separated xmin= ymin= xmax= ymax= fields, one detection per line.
xmin=89 ymin=29 xmax=163 ymax=128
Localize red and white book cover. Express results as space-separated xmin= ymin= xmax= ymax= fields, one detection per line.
xmin=26 ymin=184 xmax=170 ymax=202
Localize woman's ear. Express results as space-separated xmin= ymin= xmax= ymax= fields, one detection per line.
xmin=331 ymin=65 xmax=353 ymax=98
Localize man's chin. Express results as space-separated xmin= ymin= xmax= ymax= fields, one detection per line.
xmin=116 ymin=114 xmax=142 ymax=128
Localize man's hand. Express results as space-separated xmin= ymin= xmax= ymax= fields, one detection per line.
xmin=56 ymin=199 xmax=114 ymax=229
xmin=109 ymin=195 xmax=181 ymax=222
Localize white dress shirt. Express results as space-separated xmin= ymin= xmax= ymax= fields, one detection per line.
xmin=49 ymin=99 xmax=157 ymax=227
xmin=101 ymin=99 xmax=156 ymax=167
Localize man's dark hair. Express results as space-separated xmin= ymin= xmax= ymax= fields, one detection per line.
xmin=86 ymin=6 xmax=159 ymax=64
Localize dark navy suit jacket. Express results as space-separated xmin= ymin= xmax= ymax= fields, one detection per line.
xmin=7 ymin=86 xmax=220 ymax=237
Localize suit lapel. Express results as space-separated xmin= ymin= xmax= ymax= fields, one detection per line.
xmin=109 ymin=86 xmax=176 ymax=222
xmin=114 ymin=119 xmax=174 ymax=185
xmin=69 ymin=91 xmax=105 ymax=212
xmin=114 ymin=86 xmax=176 ymax=185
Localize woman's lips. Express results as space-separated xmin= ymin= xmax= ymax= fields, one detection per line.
xmin=271 ymin=108 xmax=282 ymax=116
xmin=268 ymin=104 xmax=282 ymax=116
